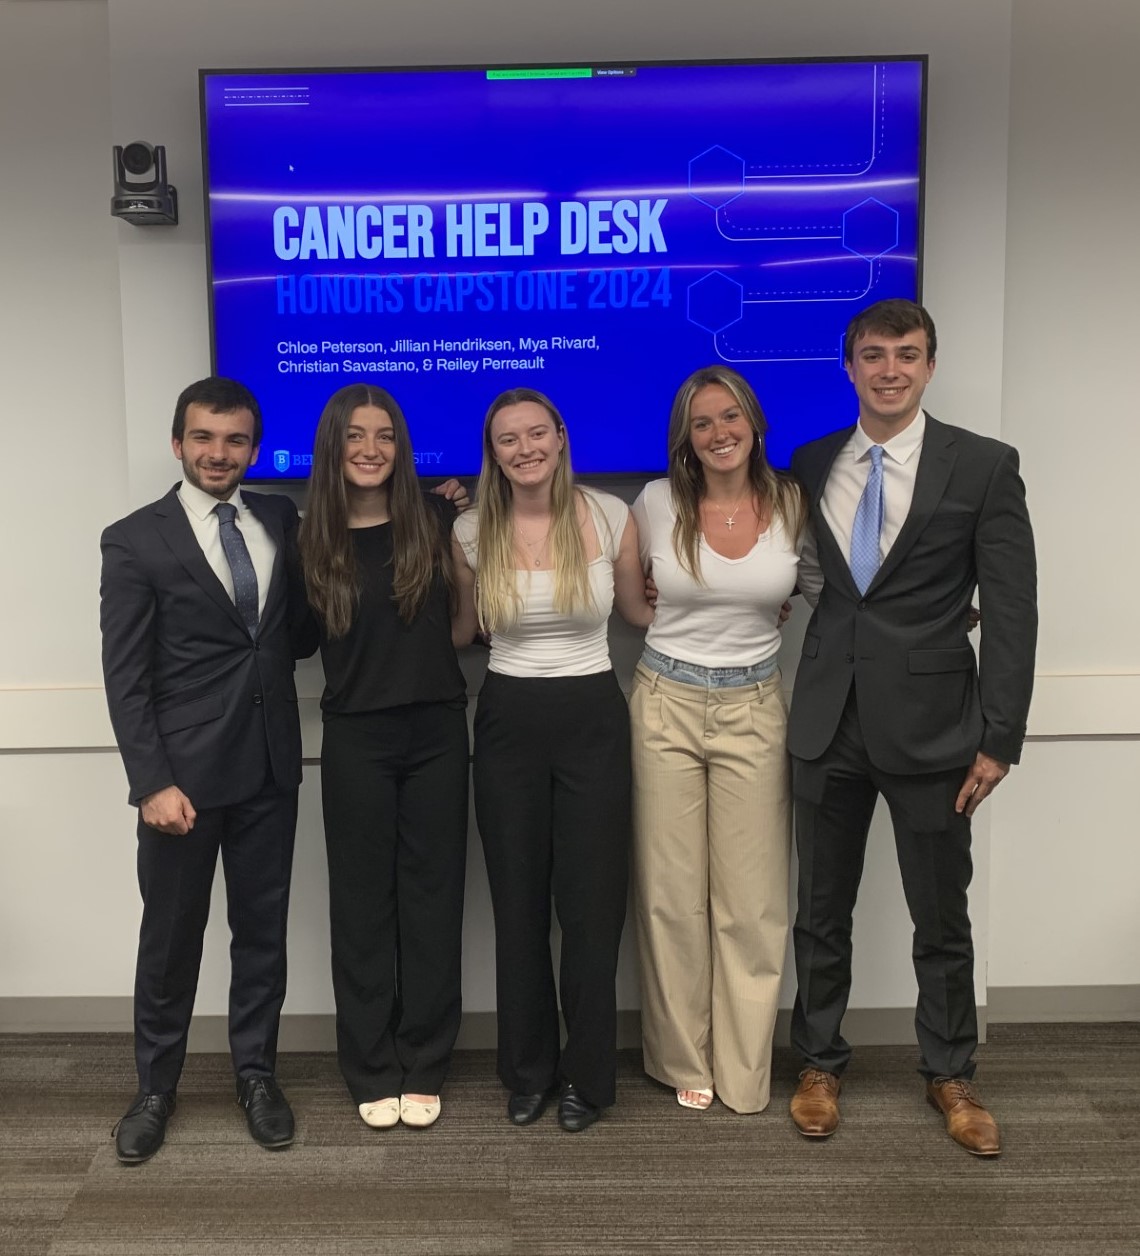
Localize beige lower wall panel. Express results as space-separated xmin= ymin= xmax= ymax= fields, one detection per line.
xmin=988 ymin=739 xmax=1140 ymax=989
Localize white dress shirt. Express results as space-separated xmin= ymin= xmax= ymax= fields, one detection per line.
xmin=177 ymin=479 xmax=276 ymax=621
xmin=797 ymin=410 xmax=927 ymax=605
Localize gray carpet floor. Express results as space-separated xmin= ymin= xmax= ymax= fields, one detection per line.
xmin=1 ymin=1023 xmax=1137 ymax=1255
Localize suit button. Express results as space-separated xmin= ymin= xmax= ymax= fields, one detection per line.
xmin=254 ymin=641 xmax=261 ymax=651
xmin=858 ymin=601 xmax=867 ymax=611
xmin=845 ymin=653 xmax=855 ymax=664
xmin=253 ymin=693 xmax=263 ymax=705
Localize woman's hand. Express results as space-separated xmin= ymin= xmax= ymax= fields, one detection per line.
xmin=432 ymin=479 xmax=471 ymax=511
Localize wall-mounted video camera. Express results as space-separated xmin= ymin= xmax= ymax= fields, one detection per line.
xmin=111 ymin=142 xmax=178 ymax=226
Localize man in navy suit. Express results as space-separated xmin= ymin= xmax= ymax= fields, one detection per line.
xmin=101 ymin=377 xmax=318 ymax=1163
xmin=786 ymin=301 xmax=1036 ymax=1156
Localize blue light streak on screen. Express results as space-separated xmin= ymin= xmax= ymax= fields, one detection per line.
xmin=201 ymin=59 xmax=925 ymax=479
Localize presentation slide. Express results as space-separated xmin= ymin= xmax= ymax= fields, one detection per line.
xmin=201 ymin=58 xmax=925 ymax=478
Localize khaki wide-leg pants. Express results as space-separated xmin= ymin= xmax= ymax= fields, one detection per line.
xmin=630 ymin=662 xmax=791 ymax=1114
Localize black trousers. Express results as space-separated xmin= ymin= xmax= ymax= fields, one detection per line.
xmin=134 ymin=781 xmax=297 ymax=1094
xmin=790 ymin=686 xmax=977 ymax=1080
xmin=320 ymin=701 xmax=469 ymax=1101
xmin=473 ymin=670 xmax=631 ymax=1109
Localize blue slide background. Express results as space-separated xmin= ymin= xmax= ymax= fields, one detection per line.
xmin=201 ymin=59 xmax=924 ymax=479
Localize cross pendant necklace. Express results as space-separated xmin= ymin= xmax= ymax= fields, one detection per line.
xmin=712 ymin=497 xmax=745 ymax=530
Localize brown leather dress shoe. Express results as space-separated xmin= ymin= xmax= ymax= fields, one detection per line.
xmin=790 ymin=1068 xmax=841 ymax=1137
xmin=926 ymin=1077 xmax=1001 ymax=1157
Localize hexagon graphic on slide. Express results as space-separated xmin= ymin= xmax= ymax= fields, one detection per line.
xmin=688 ymin=146 xmax=745 ymax=210
xmin=687 ymin=271 xmax=744 ymax=334
xmin=842 ymin=198 xmax=899 ymax=260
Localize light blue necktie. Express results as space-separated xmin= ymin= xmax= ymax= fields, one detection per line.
xmin=849 ymin=445 xmax=884 ymax=595
xmin=214 ymin=502 xmax=260 ymax=638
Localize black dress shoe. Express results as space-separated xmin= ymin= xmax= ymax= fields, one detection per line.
xmin=237 ymin=1076 xmax=294 ymax=1148
xmin=507 ymin=1088 xmax=553 ymax=1126
xmin=114 ymin=1091 xmax=175 ymax=1164
xmin=557 ymin=1084 xmax=600 ymax=1133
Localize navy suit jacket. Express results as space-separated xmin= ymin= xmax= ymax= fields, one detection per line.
xmin=787 ymin=415 xmax=1037 ymax=775
xmin=100 ymin=485 xmax=318 ymax=809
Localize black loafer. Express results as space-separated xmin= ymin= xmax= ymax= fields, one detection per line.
xmin=237 ymin=1076 xmax=294 ymax=1148
xmin=557 ymin=1083 xmax=600 ymax=1133
xmin=507 ymin=1089 xmax=553 ymax=1126
xmin=114 ymin=1091 xmax=176 ymax=1164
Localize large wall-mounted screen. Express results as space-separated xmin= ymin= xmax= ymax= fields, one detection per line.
xmin=200 ymin=57 xmax=926 ymax=479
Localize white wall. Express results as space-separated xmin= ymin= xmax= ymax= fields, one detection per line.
xmin=0 ymin=0 xmax=1134 ymax=1030
xmin=0 ymin=0 xmax=126 ymax=689
xmin=988 ymin=0 xmax=1140 ymax=998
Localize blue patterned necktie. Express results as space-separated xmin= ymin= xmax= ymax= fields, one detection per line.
xmin=849 ymin=444 xmax=885 ymax=595
xmin=214 ymin=502 xmax=260 ymax=638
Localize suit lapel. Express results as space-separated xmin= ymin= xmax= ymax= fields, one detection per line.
xmin=868 ymin=415 xmax=958 ymax=592
xmin=153 ymin=486 xmax=248 ymax=630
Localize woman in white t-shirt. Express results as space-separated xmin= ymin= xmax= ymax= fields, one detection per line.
xmin=631 ymin=366 xmax=813 ymax=1115
xmin=452 ymin=388 xmax=652 ymax=1133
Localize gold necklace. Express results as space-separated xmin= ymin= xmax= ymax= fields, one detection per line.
xmin=709 ymin=495 xmax=747 ymax=530
xmin=516 ymin=525 xmax=551 ymax=567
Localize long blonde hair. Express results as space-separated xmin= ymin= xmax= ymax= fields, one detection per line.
xmin=667 ymin=366 xmax=807 ymax=580
xmin=473 ymin=388 xmax=592 ymax=633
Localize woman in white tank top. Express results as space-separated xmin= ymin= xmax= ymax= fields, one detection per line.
xmin=452 ymin=388 xmax=652 ymax=1132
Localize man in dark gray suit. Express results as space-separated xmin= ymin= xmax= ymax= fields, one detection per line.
xmin=101 ymin=377 xmax=318 ymax=1163
xmin=787 ymin=300 xmax=1036 ymax=1156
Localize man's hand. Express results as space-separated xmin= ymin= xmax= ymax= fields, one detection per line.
xmin=645 ymin=574 xmax=659 ymax=608
xmin=140 ymin=785 xmax=197 ymax=835
xmin=954 ymin=752 xmax=1009 ymax=817
xmin=432 ymin=478 xmax=470 ymax=511
xmin=778 ymin=599 xmax=793 ymax=626
xmin=968 ymin=604 xmax=981 ymax=632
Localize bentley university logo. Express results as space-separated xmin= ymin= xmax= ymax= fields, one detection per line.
xmin=273 ymin=450 xmax=291 ymax=473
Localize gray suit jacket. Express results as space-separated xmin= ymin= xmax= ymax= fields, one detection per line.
xmin=787 ymin=415 xmax=1037 ymax=774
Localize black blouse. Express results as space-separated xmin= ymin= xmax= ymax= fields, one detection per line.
xmin=318 ymin=496 xmax=466 ymax=716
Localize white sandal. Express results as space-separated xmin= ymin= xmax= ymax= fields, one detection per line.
xmin=358 ymin=1097 xmax=401 ymax=1128
xmin=676 ymin=1087 xmax=714 ymax=1110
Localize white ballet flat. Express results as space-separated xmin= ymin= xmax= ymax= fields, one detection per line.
xmin=400 ymin=1094 xmax=441 ymax=1128
xmin=358 ymin=1097 xmax=401 ymax=1128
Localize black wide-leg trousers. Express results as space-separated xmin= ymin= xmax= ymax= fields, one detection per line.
xmin=790 ymin=686 xmax=978 ymax=1081
xmin=473 ymin=670 xmax=631 ymax=1109
xmin=134 ymin=780 xmax=298 ymax=1095
xmin=320 ymin=701 xmax=469 ymax=1102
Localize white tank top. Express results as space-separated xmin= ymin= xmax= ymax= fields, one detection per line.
xmin=453 ymin=488 xmax=629 ymax=677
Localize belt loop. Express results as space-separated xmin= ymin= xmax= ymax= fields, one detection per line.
xmin=650 ymin=670 xmax=661 ymax=693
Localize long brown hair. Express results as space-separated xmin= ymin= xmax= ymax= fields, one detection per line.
xmin=474 ymin=388 xmax=592 ymax=633
xmin=300 ymin=383 xmax=452 ymax=637
xmin=666 ymin=366 xmax=806 ymax=580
